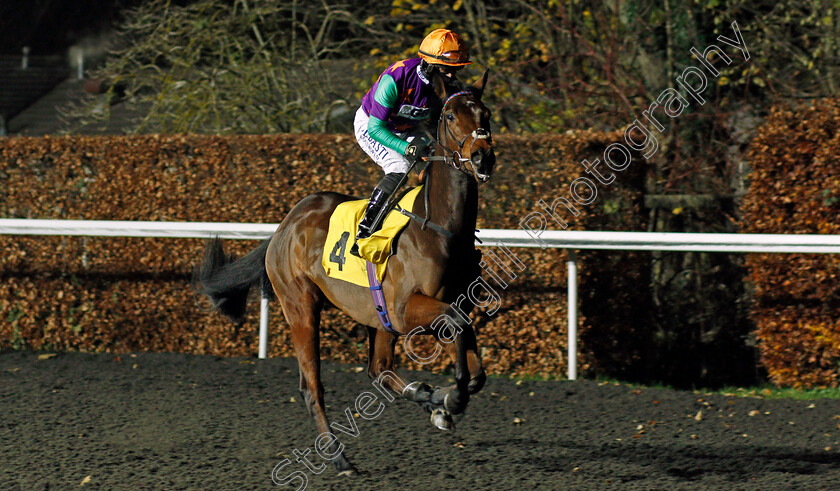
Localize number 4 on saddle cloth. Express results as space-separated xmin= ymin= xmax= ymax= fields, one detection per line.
xmin=322 ymin=185 xmax=425 ymax=287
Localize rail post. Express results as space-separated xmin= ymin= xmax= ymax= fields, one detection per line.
xmin=258 ymin=297 xmax=269 ymax=359
xmin=567 ymin=249 xmax=578 ymax=380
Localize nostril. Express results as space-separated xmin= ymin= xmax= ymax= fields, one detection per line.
xmin=484 ymin=151 xmax=496 ymax=167
xmin=470 ymin=151 xmax=483 ymax=164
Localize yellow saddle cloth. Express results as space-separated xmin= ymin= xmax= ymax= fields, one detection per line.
xmin=322 ymin=185 xmax=423 ymax=287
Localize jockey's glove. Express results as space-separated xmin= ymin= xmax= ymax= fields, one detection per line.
xmin=404 ymin=135 xmax=434 ymax=165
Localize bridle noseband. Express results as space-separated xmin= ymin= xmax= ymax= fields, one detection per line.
xmin=426 ymin=90 xmax=493 ymax=182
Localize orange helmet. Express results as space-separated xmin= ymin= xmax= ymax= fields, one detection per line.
xmin=418 ymin=28 xmax=471 ymax=67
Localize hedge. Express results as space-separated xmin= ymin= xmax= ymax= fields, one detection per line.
xmin=0 ymin=133 xmax=648 ymax=378
xmin=741 ymin=99 xmax=840 ymax=388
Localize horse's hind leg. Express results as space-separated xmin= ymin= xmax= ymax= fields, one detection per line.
xmin=281 ymin=280 xmax=357 ymax=475
xmin=366 ymin=326 xmax=398 ymax=381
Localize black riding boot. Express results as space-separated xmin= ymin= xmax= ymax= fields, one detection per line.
xmin=349 ymin=187 xmax=393 ymax=258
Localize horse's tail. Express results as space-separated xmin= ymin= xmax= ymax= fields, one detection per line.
xmin=193 ymin=237 xmax=273 ymax=322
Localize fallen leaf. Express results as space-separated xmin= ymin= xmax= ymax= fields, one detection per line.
xmin=80 ymin=475 xmax=91 ymax=486
xmin=694 ymin=411 xmax=703 ymax=421
xmin=37 ymin=354 xmax=57 ymax=360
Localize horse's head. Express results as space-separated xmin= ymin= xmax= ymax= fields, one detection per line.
xmin=432 ymin=70 xmax=495 ymax=183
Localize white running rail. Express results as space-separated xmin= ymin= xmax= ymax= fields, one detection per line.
xmin=3 ymin=218 xmax=840 ymax=379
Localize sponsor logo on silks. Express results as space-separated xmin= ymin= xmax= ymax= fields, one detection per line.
xmin=397 ymin=104 xmax=430 ymax=120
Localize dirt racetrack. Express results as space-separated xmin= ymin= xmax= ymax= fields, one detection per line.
xmin=2 ymin=351 xmax=840 ymax=490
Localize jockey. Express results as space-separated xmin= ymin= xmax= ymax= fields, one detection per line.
xmin=350 ymin=28 xmax=471 ymax=257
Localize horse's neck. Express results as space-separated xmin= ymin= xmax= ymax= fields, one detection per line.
xmin=426 ymin=160 xmax=478 ymax=241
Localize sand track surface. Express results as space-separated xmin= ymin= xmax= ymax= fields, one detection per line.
xmin=2 ymin=351 xmax=839 ymax=490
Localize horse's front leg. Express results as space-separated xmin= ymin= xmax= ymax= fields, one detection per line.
xmin=439 ymin=322 xmax=486 ymax=395
xmin=401 ymin=292 xmax=484 ymax=415
xmin=365 ymin=326 xmax=453 ymax=429
xmin=417 ymin=323 xmax=486 ymax=418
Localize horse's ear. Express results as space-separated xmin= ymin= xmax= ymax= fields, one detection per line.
xmin=432 ymin=71 xmax=448 ymax=100
xmin=472 ymin=69 xmax=490 ymax=98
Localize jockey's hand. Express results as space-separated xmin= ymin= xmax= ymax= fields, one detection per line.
xmin=405 ymin=135 xmax=434 ymax=165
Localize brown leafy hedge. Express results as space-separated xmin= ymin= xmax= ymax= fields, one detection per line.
xmin=741 ymin=99 xmax=840 ymax=388
xmin=0 ymin=133 xmax=648 ymax=378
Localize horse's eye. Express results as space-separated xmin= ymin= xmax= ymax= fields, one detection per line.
xmin=446 ymin=113 xmax=455 ymax=122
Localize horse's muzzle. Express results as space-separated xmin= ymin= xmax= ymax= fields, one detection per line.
xmin=470 ymin=149 xmax=495 ymax=182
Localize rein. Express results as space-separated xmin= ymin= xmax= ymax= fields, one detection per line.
xmin=395 ymin=177 xmax=454 ymax=239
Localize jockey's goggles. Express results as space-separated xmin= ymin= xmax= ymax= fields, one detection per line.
xmin=418 ymin=48 xmax=470 ymax=66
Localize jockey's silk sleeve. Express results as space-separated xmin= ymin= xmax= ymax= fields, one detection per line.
xmin=367 ymin=74 xmax=410 ymax=155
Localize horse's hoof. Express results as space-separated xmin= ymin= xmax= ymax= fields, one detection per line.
xmin=430 ymin=407 xmax=455 ymax=431
xmin=332 ymin=456 xmax=358 ymax=476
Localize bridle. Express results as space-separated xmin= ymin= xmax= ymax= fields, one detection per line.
xmin=426 ymin=90 xmax=493 ymax=182
xmin=394 ymin=89 xmax=494 ymax=239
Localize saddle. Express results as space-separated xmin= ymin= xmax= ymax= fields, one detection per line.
xmin=322 ymin=185 xmax=424 ymax=287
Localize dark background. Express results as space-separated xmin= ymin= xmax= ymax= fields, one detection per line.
xmin=0 ymin=0 xmax=154 ymax=55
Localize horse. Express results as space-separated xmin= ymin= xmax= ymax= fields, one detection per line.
xmin=194 ymin=70 xmax=496 ymax=475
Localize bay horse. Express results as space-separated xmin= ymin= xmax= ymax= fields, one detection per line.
xmin=194 ymin=71 xmax=495 ymax=475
